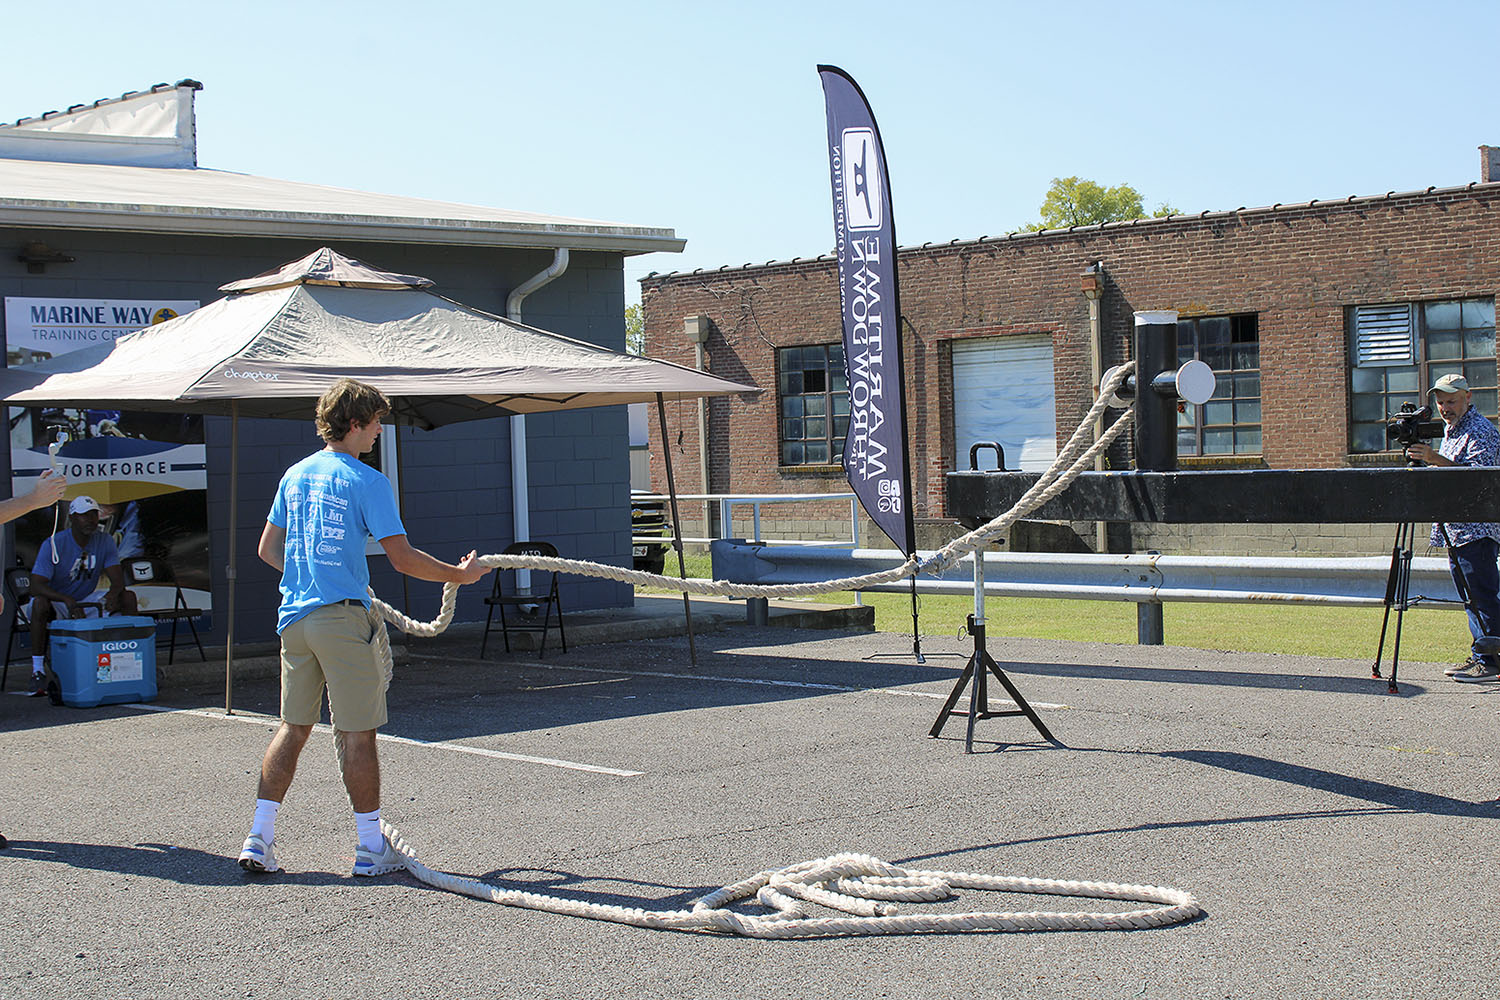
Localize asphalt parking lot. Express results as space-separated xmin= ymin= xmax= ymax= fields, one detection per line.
xmin=3 ymin=620 xmax=1498 ymax=1000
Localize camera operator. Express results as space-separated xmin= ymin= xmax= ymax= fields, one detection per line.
xmin=1405 ymin=373 xmax=1500 ymax=682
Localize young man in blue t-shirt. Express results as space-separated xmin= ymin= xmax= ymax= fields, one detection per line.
xmin=28 ymin=494 xmax=139 ymax=695
xmin=238 ymin=378 xmax=490 ymax=877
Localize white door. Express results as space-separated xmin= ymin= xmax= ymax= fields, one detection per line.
xmin=952 ymin=335 xmax=1056 ymax=472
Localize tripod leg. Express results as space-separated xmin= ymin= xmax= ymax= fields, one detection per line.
xmin=984 ymin=652 xmax=1056 ymax=743
xmin=965 ymin=647 xmax=983 ymax=753
xmin=928 ymin=655 xmax=977 ymax=738
xmin=1373 ymin=523 xmax=1406 ymax=679
xmin=1389 ymin=523 xmax=1416 ymax=694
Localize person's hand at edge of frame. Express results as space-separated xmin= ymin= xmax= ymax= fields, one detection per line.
xmin=27 ymin=469 xmax=67 ymax=510
xmin=456 ymin=550 xmax=490 ymax=585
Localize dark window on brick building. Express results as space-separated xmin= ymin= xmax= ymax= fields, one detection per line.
xmin=1176 ymin=314 xmax=1261 ymax=456
xmin=777 ymin=344 xmax=849 ymax=466
xmin=1349 ymin=298 xmax=1497 ymax=453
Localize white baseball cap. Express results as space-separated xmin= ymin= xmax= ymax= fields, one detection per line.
xmin=1432 ymin=373 xmax=1470 ymax=394
xmin=68 ymin=495 xmax=100 ymax=515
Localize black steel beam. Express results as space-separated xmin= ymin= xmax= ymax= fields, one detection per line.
xmin=945 ymin=467 xmax=1500 ymax=526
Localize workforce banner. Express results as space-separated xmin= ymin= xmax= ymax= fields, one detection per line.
xmin=818 ymin=65 xmax=915 ymax=555
xmin=4 ymin=297 xmax=211 ymax=620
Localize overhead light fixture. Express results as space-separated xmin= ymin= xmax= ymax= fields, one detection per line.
xmin=17 ymin=241 xmax=75 ymax=274
xmin=1080 ymin=263 xmax=1103 ymax=300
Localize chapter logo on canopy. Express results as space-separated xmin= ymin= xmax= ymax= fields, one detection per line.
xmin=840 ymin=128 xmax=882 ymax=231
xmin=222 ymin=367 xmax=279 ymax=381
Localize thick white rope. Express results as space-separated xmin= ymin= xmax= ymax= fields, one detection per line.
xmin=325 ymin=366 xmax=1202 ymax=938
xmin=379 ymin=823 xmax=1201 ymax=937
xmin=349 ymin=363 xmax=1138 ymax=693
xmin=364 ymin=361 xmax=1139 ymax=659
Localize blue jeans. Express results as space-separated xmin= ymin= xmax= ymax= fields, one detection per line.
xmin=1448 ymin=537 xmax=1500 ymax=665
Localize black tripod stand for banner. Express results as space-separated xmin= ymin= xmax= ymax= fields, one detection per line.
xmin=1372 ymin=518 xmax=1497 ymax=693
xmin=928 ymin=535 xmax=1056 ymax=752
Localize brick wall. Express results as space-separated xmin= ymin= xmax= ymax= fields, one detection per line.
xmin=642 ymin=186 xmax=1500 ymax=556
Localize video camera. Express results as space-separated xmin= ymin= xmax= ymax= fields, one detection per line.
xmin=1385 ymin=402 xmax=1445 ymax=448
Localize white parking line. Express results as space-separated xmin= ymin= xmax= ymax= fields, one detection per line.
xmin=408 ymin=653 xmax=1071 ymax=710
xmin=120 ymin=702 xmax=644 ymax=777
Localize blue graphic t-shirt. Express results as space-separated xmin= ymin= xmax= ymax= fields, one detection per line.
xmin=268 ymin=450 xmax=406 ymax=633
xmin=32 ymin=528 xmax=120 ymax=601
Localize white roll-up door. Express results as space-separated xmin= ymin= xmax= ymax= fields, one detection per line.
xmin=952 ymin=335 xmax=1056 ymax=472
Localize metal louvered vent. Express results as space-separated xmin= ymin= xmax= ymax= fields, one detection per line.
xmin=1354 ymin=303 xmax=1415 ymax=367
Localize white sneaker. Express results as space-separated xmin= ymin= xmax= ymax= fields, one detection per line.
xmin=352 ymin=835 xmax=404 ymax=877
xmin=238 ymin=833 xmax=280 ymax=873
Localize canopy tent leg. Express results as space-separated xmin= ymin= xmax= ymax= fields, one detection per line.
xmin=656 ymin=393 xmax=696 ymax=667
xmin=224 ymin=401 xmax=238 ymax=715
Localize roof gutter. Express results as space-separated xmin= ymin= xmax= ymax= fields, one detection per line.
xmin=506 ymin=248 xmax=570 ymax=592
xmin=0 ymin=203 xmax=684 ymax=254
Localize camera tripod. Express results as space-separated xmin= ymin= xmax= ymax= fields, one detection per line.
xmin=1372 ymin=519 xmax=1491 ymax=693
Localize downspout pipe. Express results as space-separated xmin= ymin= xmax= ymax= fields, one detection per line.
xmin=506 ymin=248 xmax=570 ymax=592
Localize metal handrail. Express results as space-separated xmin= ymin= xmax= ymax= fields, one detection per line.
xmin=633 ymin=491 xmax=859 ymax=547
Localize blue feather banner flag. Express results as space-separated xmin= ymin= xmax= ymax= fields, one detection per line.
xmin=818 ymin=65 xmax=916 ymax=556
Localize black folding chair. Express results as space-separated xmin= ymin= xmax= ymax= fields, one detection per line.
xmin=480 ymin=541 xmax=567 ymax=658
xmin=121 ymin=557 xmax=206 ymax=665
xmin=2 ymin=567 xmax=34 ymax=691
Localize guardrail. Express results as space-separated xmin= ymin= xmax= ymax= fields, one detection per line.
xmin=709 ymin=541 xmax=1461 ymax=605
xmin=709 ymin=540 xmax=1462 ymax=642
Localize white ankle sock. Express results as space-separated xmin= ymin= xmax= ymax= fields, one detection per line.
xmin=354 ymin=809 xmax=382 ymax=852
xmin=32 ymin=655 xmax=43 ymax=676
xmin=250 ymin=798 xmax=280 ymax=843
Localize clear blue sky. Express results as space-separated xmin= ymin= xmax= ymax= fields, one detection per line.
xmin=4 ymin=1 xmax=1496 ymax=306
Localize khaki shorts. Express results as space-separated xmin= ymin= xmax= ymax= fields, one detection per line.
xmin=280 ymin=602 xmax=386 ymax=732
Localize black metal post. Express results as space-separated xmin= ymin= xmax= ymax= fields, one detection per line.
xmin=1133 ymin=310 xmax=1180 ymax=472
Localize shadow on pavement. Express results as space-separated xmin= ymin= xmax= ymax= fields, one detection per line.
xmin=0 ymin=840 xmax=348 ymax=887
xmin=900 ymin=747 xmax=1500 ymax=868
xmin=995 ymin=657 xmax=1425 ymax=696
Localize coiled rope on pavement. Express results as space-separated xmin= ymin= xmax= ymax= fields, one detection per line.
xmin=328 ymin=362 xmax=1204 ymax=936
xmin=378 ymin=822 xmax=1201 ymax=937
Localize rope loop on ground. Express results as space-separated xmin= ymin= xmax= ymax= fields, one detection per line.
xmin=381 ymin=822 xmax=1201 ymax=938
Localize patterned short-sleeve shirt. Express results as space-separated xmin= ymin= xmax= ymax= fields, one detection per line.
xmin=1431 ymin=404 xmax=1500 ymax=548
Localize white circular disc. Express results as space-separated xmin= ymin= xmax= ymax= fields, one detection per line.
xmin=1175 ymin=359 xmax=1216 ymax=406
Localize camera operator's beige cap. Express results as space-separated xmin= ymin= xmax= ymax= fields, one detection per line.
xmin=1432 ymin=373 xmax=1470 ymax=394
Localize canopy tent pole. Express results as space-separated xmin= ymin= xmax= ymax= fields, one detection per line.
xmin=655 ymin=393 xmax=696 ymax=666
xmin=395 ymin=421 xmax=410 ymax=617
xmin=224 ymin=400 xmax=238 ymax=715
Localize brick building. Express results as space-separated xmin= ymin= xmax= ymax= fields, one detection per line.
xmin=642 ymin=151 xmax=1500 ymax=556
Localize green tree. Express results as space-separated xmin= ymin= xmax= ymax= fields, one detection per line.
xmin=1025 ymin=176 xmax=1178 ymax=231
xmin=625 ymin=303 xmax=645 ymax=355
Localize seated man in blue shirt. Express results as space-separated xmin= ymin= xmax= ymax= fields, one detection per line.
xmin=28 ymin=494 xmax=139 ymax=695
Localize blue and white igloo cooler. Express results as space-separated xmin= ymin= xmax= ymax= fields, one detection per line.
xmin=48 ymin=616 xmax=158 ymax=708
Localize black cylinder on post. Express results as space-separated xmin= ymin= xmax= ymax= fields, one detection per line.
xmin=1133 ymin=310 xmax=1180 ymax=472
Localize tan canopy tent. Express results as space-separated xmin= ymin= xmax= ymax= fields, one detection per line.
xmin=0 ymin=248 xmax=757 ymax=706
xmin=0 ymin=247 xmax=751 ymax=424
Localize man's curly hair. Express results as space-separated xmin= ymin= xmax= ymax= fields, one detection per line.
xmin=315 ymin=378 xmax=390 ymax=443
